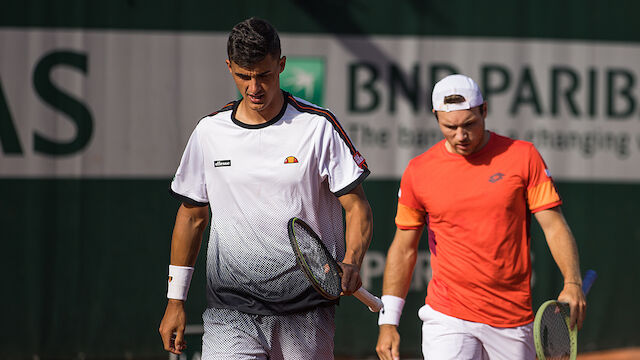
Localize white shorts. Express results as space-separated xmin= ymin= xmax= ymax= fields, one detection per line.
xmin=419 ymin=304 xmax=535 ymax=360
xmin=202 ymin=306 xmax=335 ymax=360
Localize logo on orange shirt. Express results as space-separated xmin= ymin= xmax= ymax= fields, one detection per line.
xmin=489 ymin=172 xmax=505 ymax=183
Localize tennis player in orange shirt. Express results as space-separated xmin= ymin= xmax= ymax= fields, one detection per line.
xmin=375 ymin=74 xmax=587 ymax=360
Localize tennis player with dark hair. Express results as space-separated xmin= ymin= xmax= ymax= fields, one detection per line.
xmin=158 ymin=17 xmax=373 ymax=359
xmin=375 ymin=74 xmax=586 ymax=360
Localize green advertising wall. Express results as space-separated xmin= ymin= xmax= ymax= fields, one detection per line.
xmin=2 ymin=1 xmax=640 ymax=359
xmin=1 ymin=179 xmax=639 ymax=358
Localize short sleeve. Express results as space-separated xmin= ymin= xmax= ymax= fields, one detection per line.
xmin=318 ymin=117 xmax=370 ymax=197
xmin=170 ymin=127 xmax=209 ymax=206
xmin=395 ymin=163 xmax=427 ymax=229
xmin=526 ymin=145 xmax=562 ymax=212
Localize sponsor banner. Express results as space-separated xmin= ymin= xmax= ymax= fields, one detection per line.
xmin=2 ymin=29 xmax=640 ymax=181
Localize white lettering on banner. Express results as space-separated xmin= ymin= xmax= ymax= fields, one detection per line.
xmin=2 ymin=29 xmax=640 ymax=181
xmin=361 ymin=251 xmax=432 ymax=292
xmin=360 ymin=251 xmax=386 ymax=289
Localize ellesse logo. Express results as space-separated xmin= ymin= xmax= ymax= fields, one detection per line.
xmin=214 ymin=160 xmax=231 ymax=167
xmin=284 ymin=156 xmax=299 ymax=164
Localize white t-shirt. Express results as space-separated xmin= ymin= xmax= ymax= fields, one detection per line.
xmin=170 ymin=92 xmax=370 ymax=314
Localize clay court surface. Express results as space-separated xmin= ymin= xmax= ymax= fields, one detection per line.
xmin=335 ymin=347 xmax=640 ymax=360
xmin=576 ymin=347 xmax=640 ymax=360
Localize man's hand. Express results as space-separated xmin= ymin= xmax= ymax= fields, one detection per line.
xmin=159 ymin=299 xmax=187 ymax=354
xmin=376 ymin=324 xmax=401 ymax=360
xmin=339 ymin=262 xmax=363 ymax=295
xmin=558 ymin=282 xmax=587 ymax=330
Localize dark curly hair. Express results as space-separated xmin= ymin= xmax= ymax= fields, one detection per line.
xmin=227 ymin=18 xmax=281 ymax=68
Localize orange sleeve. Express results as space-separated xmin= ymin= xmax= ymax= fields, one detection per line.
xmin=527 ymin=180 xmax=562 ymax=212
xmin=396 ymin=161 xmax=426 ymax=229
xmin=526 ymin=144 xmax=562 ymax=212
xmin=395 ymin=203 xmax=426 ymax=229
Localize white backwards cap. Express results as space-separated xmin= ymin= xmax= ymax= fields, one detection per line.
xmin=432 ymin=74 xmax=484 ymax=112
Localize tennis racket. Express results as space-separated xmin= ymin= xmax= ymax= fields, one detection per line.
xmin=287 ymin=217 xmax=383 ymax=312
xmin=533 ymin=269 xmax=597 ymax=360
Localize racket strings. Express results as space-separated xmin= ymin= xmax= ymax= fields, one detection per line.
xmin=292 ymin=223 xmax=343 ymax=299
xmin=539 ymin=303 xmax=572 ymax=360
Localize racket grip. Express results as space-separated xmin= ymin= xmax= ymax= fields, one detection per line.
xmin=354 ymin=287 xmax=384 ymax=312
xmin=582 ymin=269 xmax=597 ymax=295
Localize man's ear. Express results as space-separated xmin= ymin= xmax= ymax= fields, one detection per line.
xmin=226 ymin=59 xmax=233 ymax=74
xmin=279 ymin=56 xmax=287 ymax=74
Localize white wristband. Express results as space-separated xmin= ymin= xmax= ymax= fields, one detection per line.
xmin=378 ymin=295 xmax=406 ymax=326
xmin=167 ymin=265 xmax=194 ymax=301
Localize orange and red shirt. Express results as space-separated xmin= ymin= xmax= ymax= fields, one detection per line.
xmin=396 ymin=132 xmax=561 ymax=327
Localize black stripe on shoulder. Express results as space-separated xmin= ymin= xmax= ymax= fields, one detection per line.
xmin=204 ymin=100 xmax=238 ymax=118
xmin=169 ymin=188 xmax=208 ymax=207
xmin=286 ymin=94 xmax=369 ymax=171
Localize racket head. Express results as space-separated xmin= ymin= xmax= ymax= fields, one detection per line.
xmin=287 ymin=217 xmax=343 ymax=300
xmin=534 ymin=300 xmax=578 ymax=360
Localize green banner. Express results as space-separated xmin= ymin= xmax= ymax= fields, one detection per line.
xmin=1 ymin=179 xmax=638 ymax=358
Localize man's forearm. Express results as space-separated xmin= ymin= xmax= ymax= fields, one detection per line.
xmin=536 ymin=208 xmax=582 ymax=283
xmin=340 ymin=185 xmax=373 ymax=267
xmin=382 ymin=246 xmax=417 ymax=299
xmin=343 ymin=205 xmax=373 ymax=266
xmin=547 ymin=229 xmax=582 ymax=283
xmin=170 ymin=204 xmax=209 ymax=266
xmin=382 ymin=229 xmax=422 ymax=299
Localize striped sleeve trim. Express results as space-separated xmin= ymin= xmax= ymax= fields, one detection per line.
xmin=287 ymin=94 xmax=368 ymax=170
xmin=168 ymin=188 xmax=208 ymax=207
xmin=527 ymin=180 xmax=562 ymax=213
xmin=204 ymin=100 xmax=236 ymax=118
xmin=334 ymin=169 xmax=370 ymax=197
xmin=395 ymin=203 xmax=426 ymax=229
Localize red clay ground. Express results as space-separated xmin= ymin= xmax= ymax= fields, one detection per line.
xmin=577 ymin=347 xmax=640 ymax=360
xmin=336 ymin=347 xmax=640 ymax=360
